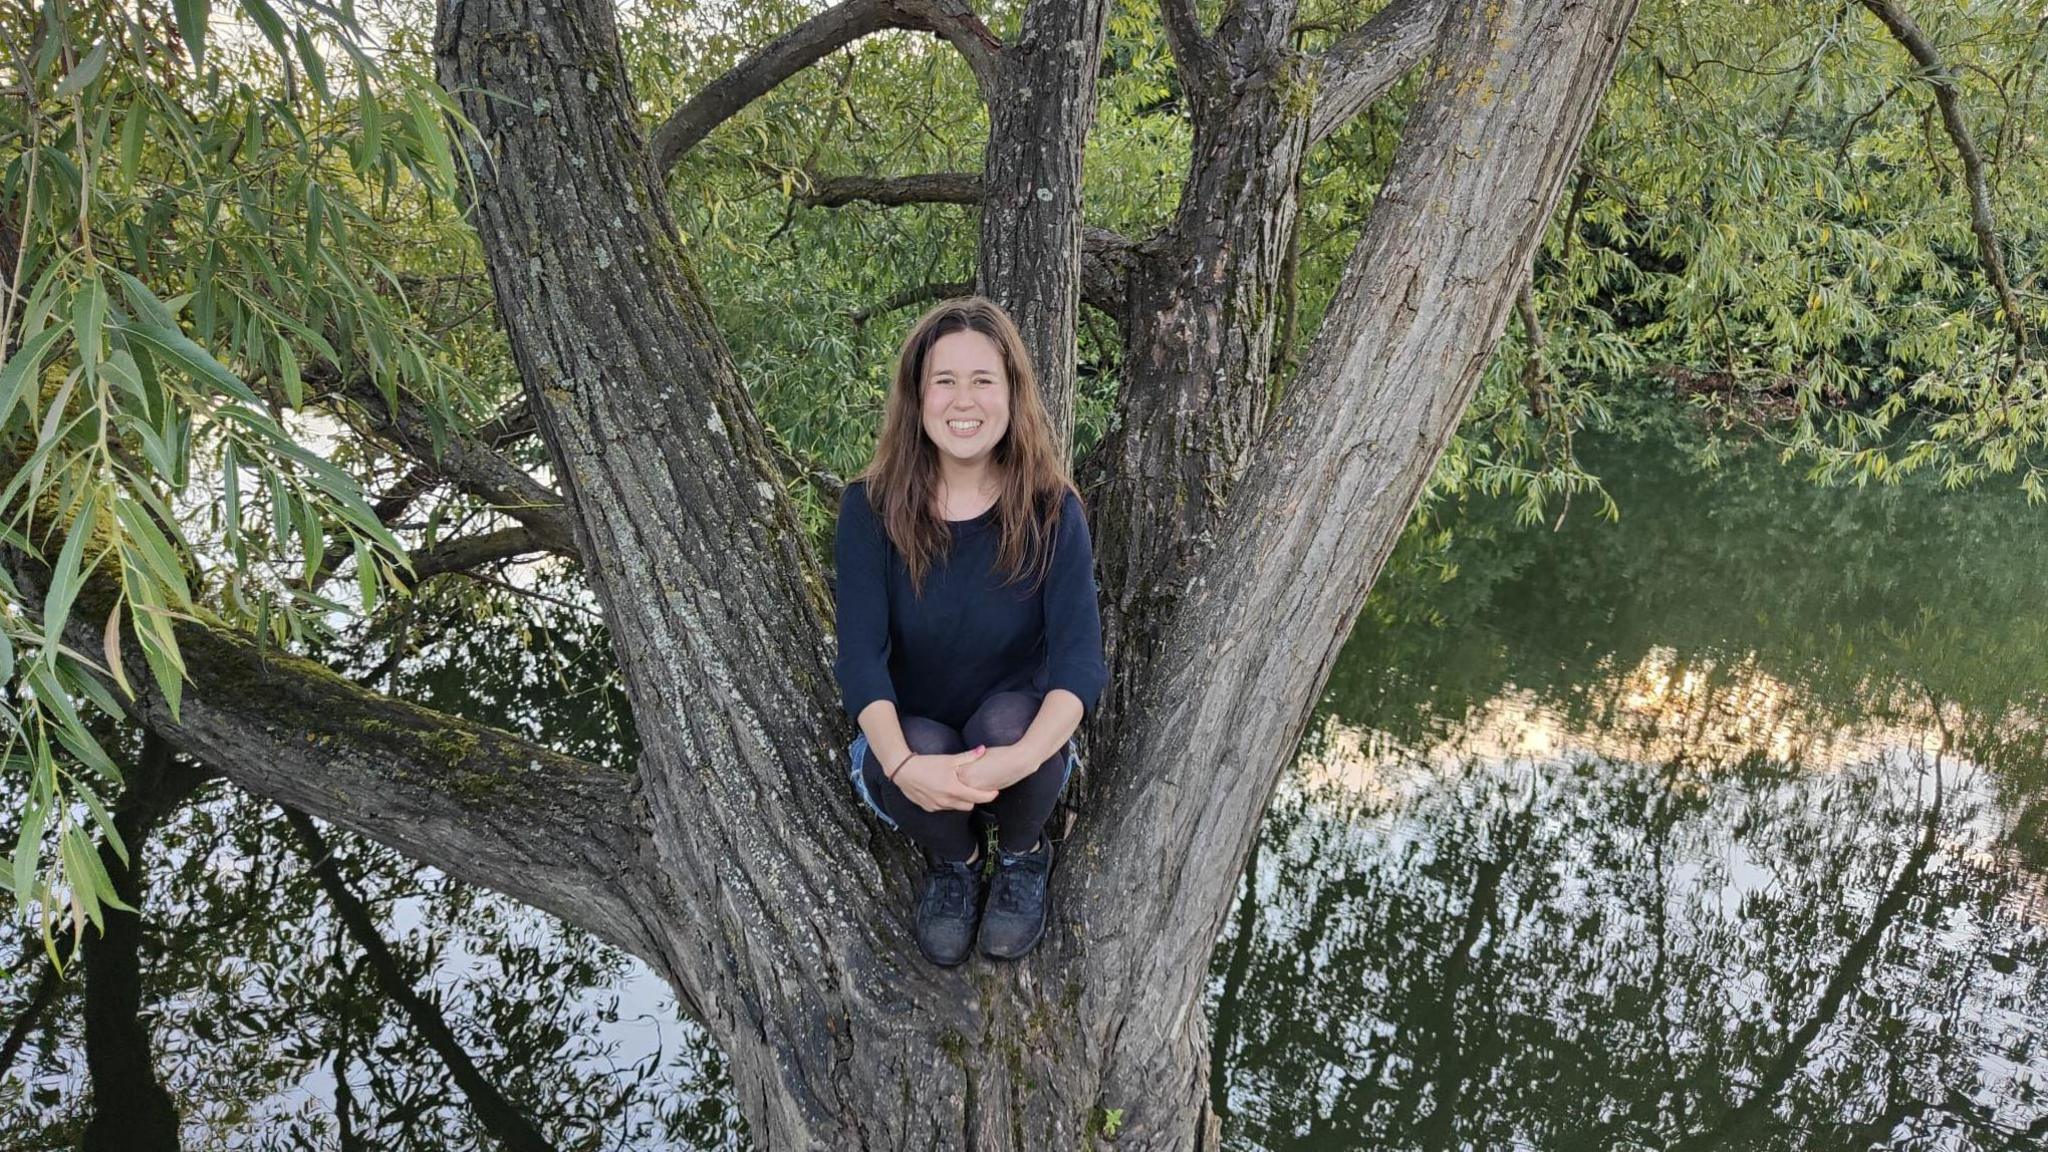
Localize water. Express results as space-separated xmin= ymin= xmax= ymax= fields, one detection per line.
xmin=4 ymin=433 xmax=2044 ymax=1149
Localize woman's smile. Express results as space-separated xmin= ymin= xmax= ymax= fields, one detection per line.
xmin=921 ymin=328 xmax=1012 ymax=461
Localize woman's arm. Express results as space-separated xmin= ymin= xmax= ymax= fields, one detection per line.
xmin=833 ymin=483 xmax=900 ymax=724
xmin=963 ymin=689 xmax=1085 ymax=791
xmin=1016 ymin=690 xmax=1085 ymax=763
xmin=1039 ymin=489 xmax=1108 ymax=715
xmin=856 ymin=698 xmax=916 ymax=779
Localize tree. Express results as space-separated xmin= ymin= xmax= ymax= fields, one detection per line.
xmin=34 ymin=0 xmax=2000 ymax=1144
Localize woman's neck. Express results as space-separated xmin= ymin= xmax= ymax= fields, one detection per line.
xmin=934 ymin=455 xmax=1001 ymax=520
xmin=936 ymin=455 xmax=997 ymax=496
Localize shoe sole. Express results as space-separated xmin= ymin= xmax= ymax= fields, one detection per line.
xmin=978 ymin=910 xmax=1045 ymax=960
xmin=918 ymin=940 xmax=973 ymax=968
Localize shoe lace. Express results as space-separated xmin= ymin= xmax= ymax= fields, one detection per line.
xmin=991 ymin=847 xmax=1048 ymax=914
xmin=924 ymin=860 xmax=978 ymax=919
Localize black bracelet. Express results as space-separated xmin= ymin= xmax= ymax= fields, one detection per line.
xmin=886 ymin=751 xmax=914 ymax=781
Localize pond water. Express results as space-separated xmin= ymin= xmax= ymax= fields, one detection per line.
xmin=4 ymin=432 xmax=2044 ymax=1150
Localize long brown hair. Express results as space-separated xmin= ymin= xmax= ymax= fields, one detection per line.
xmin=856 ymin=295 xmax=1074 ymax=596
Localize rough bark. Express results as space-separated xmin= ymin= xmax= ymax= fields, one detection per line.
xmin=975 ymin=0 xmax=1115 ymax=455
xmin=1306 ymin=0 xmax=1450 ymax=148
xmin=1080 ymin=0 xmax=1319 ymax=761
xmin=798 ymin=170 xmax=984 ymax=207
xmin=1081 ymin=0 xmax=1450 ymax=760
xmin=433 ymin=2 xmax=1052 ymax=1145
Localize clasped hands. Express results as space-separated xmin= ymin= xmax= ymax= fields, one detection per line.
xmin=893 ymin=743 xmax=1039 ymax=813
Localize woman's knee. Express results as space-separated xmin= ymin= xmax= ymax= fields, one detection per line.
xmin=900 ymin=715 xmax=967 ymax=756
xmin=962 ymin=691 xmax=1040 ymax=748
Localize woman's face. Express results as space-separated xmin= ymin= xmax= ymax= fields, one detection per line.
xmin=919 ymin=328 xmax=1011 ymax=468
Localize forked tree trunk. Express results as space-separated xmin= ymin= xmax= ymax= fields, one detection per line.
xmin=48 ymin=0 xmax=1639 ymax=1145
xmin=1081 ymin=0 xmax=1442 ymax=760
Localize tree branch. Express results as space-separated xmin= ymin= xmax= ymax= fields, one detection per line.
xmin=794 ymin=169 xmax=983 ymax=207
xmin=1307 ymin=0 xmax=1451 ymax=148
xmin=838 ymin=233 xmax=1133 ymax=328
xmin=317 ymin=367 xmax=580 ymax=558
xmin=5 ymin=550 xmax=662 ymax=966
xmin=435 ymin=11 xmax=924 ymax=1124
xmin=1859 ymin=0 xmax=2031 ymax=355
xmin=1160 ymin=0 xmax=1218 ymax=99
xmin=306 ymin=396 xmax=539 ymax=588
xmin=472 ymin=395 xmax=539 ymax=447
xmin=404 ymin=525 xmax=552 ymax=585
xmin=973 ymin=0 xmax=1115 ymax=457
xmin=286 ymin=809 xmax=561 ymax=1152
xmin=846 ymin=279 xmax=975 ymax=326
xmin=902 ymin=0 xmax=1007 ymax=95
xmin=651 ymin=0 xmax=1004 ymax=176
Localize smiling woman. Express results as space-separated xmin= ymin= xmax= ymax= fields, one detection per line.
xmin=832 ymin=296 xmax=1107 ymax=968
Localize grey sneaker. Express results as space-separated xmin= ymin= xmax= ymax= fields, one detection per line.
xmin=978 ymin=836 xmax=1053 ymax=960
xmin=914 ymin=852 xmax=985 ymax=967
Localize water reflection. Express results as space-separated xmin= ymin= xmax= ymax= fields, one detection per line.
xmin=3 ymin=435 xmax=2045 ymax=1148
xmin=0 ymin=575 xmax=743 ymax=1150
xmin=1210 ymin=437 xmax=2048 ymax=1150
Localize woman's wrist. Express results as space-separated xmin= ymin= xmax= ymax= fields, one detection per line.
xmin=886 ymin=750 xmax=915 ymax=780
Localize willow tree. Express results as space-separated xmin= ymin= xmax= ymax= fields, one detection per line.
xmin=3 ymin=0 xmax=1694 ymax=1143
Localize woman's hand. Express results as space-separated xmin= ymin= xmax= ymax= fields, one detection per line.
xmin=956 ymin=744 xmax=1040 ymax=794
xmin=894 ymin=748 xmax=1000 ymax=813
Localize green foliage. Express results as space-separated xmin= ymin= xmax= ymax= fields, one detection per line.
xmin=0 ymin=0 xmax=477 ymax=961
xmin=1 ymin=0 xmax=2041 ymax=971
xmin=1536 ymin=0 xmax=2048 ymax=494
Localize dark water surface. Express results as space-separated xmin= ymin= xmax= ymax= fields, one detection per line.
xmin=4 ymin=434 xmax=2044 ymax=1149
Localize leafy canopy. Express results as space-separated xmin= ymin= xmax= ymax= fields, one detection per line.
xmin=0 ymin=0 xmax=2041 ymax=958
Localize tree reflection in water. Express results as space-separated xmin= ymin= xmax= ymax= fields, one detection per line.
xmin=1208 ymin=434 xmax=2048 ymax=1151
xmin=3 ymin=434 xmax=2044 ymax=1149
xmin=0 ymin=575 xmax=744 ymax=1149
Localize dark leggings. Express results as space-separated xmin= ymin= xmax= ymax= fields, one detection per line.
xmin=860 ymin=689 xmax=1068 ymax=861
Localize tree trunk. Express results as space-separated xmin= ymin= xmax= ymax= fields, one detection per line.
xmin=49 ymin=0 xmax=1642 ymax=1144
xmin=1080 ymin=0 xmax=1314 ymax=760
xmin=1071 ymin=0 xmax=1641 ymax=1137
xmin=81 ymin=734 xmax=209 ymax=1152
xmin=1081 ymin=0 xmax=1445 ymax=760
xmin=975 ymin=0 xmax=1114 ymax=454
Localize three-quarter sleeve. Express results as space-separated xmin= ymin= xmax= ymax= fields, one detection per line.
xmin=1041 ymin=489 xmax=1108 ymax=716
xmin=832 ymin=482 xmax=898 ymax=720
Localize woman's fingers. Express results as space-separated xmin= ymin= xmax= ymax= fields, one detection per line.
xmin=936 ymin=780 xmax=996 ymax=808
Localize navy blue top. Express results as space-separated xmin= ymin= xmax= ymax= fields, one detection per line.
xmin=833 ymin=479 xmax=1108 ymax=732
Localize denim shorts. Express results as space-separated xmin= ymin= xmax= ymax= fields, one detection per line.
xmin=848 ymin=732 xmax=1081 ymax=831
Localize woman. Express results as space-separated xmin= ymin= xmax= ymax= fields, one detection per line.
xmin=834 ymin=295 xmax=1108 ymax=967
